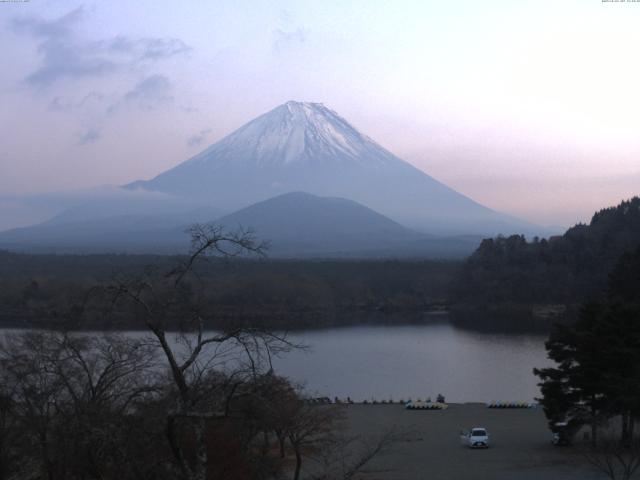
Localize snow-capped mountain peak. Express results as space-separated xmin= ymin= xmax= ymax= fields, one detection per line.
xmin=187 ymin=100 xmax=398 ymax=168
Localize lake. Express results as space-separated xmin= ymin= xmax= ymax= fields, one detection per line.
xmin=1 ymin=322 xmax=551 ymax=403
xmin=272 ymin=323 xmax=551 ymax=403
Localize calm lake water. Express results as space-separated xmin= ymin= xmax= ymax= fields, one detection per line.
xmin=272 ymin=323 xmax=551 ymax=403
xmin=2 ymin=322 xmax=551 ymax=403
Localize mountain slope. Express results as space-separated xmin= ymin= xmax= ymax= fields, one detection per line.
xmin=0 ymin=203 xmax=222 ymax=254
xmin=211 ymin=192 xmax=481 ymax=258
xmin=127 ymin=101 xmax=536 ymax=236
xmin=216 ymin=191 xmax=424 ymax=256
xmin=0 ymin=214 xmax=188 ymax=253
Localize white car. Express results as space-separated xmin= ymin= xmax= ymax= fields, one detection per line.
xmin=461 ymin=427 xmax=490 ymax=448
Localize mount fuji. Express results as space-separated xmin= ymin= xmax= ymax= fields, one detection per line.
xmin=0 ymin=101 xmax=544 ymax=256
xmin=127 ymin=101 xmax=535 ymax=235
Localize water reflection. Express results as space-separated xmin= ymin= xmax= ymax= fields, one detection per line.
xmin=0 ymin=323 xmax=551 ymax=403
xmin=271 ymin=324 xmax=550 ymax=403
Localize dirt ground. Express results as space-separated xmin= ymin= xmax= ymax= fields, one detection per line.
xmin=341 ymin=403 xmax=603 ymax=480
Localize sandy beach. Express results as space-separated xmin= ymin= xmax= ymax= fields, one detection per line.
xmin=342 ymin=403 xmax=602 ymax=480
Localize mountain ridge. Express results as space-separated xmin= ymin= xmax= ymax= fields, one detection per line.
xmin=0 ymin=191 xmax=482 ymax=258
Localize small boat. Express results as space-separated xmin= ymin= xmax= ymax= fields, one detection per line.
xmin=405 ymin=400 xmax=448 ymax=410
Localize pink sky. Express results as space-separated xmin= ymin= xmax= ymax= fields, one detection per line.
xmin=1 ymin=0 xmax=639 ymax=227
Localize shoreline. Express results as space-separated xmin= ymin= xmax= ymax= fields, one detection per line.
xmin=0 ymin=313 xmax=554 ymax=335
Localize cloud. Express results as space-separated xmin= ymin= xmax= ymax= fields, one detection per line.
xmin=186 ymin=128 xmax=212 ymax=147
xmin=272 ymin=28 xmax=306 ymax=53
xmin=10 ymin=7 xmax=191 ymax=145
xmin=180 ymin=105 xmax=199 ymax=114
xmin=77 ymin=127 xmax=101 ymax=145
xmin=10 ymin=8 xmax=191 ymax=88
xmin=271 ymin=9 xmax=307 ymax=53
xmin=48 ymin=91 xmax=105 ymax=112
xmin=11 ymin=8 xmax=116 ymax=87
xmin=141 ymin=38 xmax=191 ymax=60
xmin=106 ymin=74 xmax=174 ymax=114
xmin=11 ymin=6 xmax=83 ymax=39
xmin=121 ymin=74 xmax=173 ymax=110
xmin=103 ymin=35 xmax=191 ymax=61
xmin=279 ymin=9 xmax=294 ymax=26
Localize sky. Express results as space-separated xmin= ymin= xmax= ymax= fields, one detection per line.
xmin=0 ymin=0 xmax=639 ymax=227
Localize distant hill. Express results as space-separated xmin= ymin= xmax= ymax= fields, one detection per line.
xmin=452 ymin=197 xmax=640 ymax=318
xmin=217 ymin=191 xmax=421 ymax=255
xmin=0 ymin=192 xmax=481 ymax=258
xmin=0 ymin=214 xmax=188 ymax=254
xmin=215 ymin=192 xmax=481 ymax=258
xmin=0 ymin=202 xmax=225 ymax=254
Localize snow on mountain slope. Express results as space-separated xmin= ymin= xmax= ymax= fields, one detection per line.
xmin=127 ymin=101 xmax=537 ymax=235
xmin=177 ymin=101 xmax=399 ymax=168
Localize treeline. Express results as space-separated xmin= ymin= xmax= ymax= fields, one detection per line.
xmin=451 ymin=197 xmax=640 ymax=329
xmin=0 ymin=251 xmax=458 ymax=330
xmin=5 ymin=197 xmax=640 ymax=333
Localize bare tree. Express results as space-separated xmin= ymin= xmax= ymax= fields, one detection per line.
xmin=0 ymin=379 xmax=19 ymax=480
xmin=286 ymin=402 xmax=341 ymax=480
xmin=585 ymin=426 xmax=640 ymax=480
xmin=280 ymin=397 xmax=403 ymax=480
xmin=108 ymin=223 xmax=296 ymax=480
xmin=0 ymin=330 xmax=161 ymax=480
xmin=311 ymin=426 xmax=406 ymax=480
